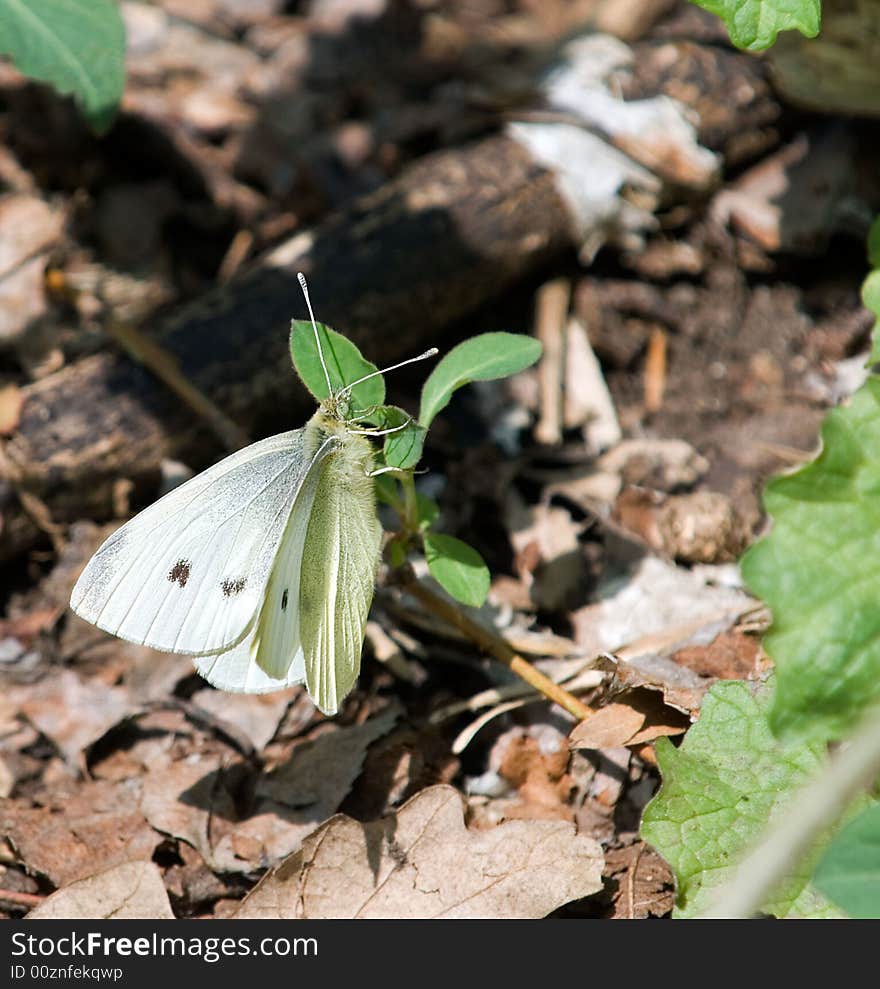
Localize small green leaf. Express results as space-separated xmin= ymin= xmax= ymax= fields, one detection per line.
xmin=416 ymin=493 xmax=440 ymax=531
xmin=290 ymin=320 xmax=384 ymax=411
xmin=362 ymin=405 xmax=426 ymax=470
xmin=689 ymin=0 xmax=820 ymax=51
xmin=423 ymin=533 xmax=490 ymax=607
xmin=0 ymin=0 xmax=126 ymax=133
xmin=641 ymin=679 xmax=839 ymax=918
xmin=386 ymin=423 xmax=426 ymax=470
xmin=813 ymin=802 xmax=880 ymax=918
xmin=419 ymin=333 xmax=542 ymax=428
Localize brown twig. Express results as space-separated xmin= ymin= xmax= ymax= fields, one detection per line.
xmin=534 ymin=278 xmax=570 ymax=446
xmin=403 ymin=577 xmax=592 ymax=722
xmin=0 ymin=888 xmax=44 ymax=909
xmin=644 ymin=325 xmax=667 ymax=413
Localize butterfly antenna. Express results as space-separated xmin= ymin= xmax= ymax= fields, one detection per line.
xmin=345 ymin=348 xmax=439 ymax=392
xmin=298 ymin=272 xmax=334 ymax=396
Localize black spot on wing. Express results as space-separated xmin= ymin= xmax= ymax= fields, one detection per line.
xmin=281 ymin=589 xmax=288 ymax=611
xmin=168 ymin=559 xmax=191 ymax=587
xmin=221 ymin=577 xmax=247 ymax=597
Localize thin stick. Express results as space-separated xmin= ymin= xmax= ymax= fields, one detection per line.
xmin=0 ymin=888 xmax=44 ymax=909
xmin=700 ymin=704 xmax=880 ymax=918
xmin=644 ymin=326 xmax=667 ymax=413
xmin=403 ymin=577 xmax=592 ymax=721
xmin=298 ymin=272 xmax=333 ymax=396
xmin=534 ymin=278 xmax=569 ymax=446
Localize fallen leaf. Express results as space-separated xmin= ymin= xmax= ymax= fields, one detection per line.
xmin=191 ymin=687 xmax=299 ymax=751
xmin=27 ymin=861 xmax=174 ymax=920
xmin=11 ymin=670 xmax=133 ymax=766
xmin=569 ymin=704 xmax=646 ymax=750
xmin=141 ymin=705 xmax=400 ymax=872
xmin=236 ymin=784 xmax=604 ymax=919
xmin=569 ymin=689 xmax=690 ymax=750
xmin=604 ymin=843 xmax=674 ymax=919
xmin=1 ymin=779 xmax=159 ymax=886
xmin=490 ymin=725 xmax=574 ymax=820
xmin=572 ymin=556 xmax=753 ymax=658
xmin=140 ymin=754 xmax=246 ymax=874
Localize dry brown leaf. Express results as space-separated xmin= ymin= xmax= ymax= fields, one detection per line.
xmin=1 ymin=779 xmax=159 ymax=886
xmin=236 ymin=784 xmax=603 ymax=919
xmin=604 ymin=842 xmax=674 ymax=919
xmin=140 ymin=754 xmax=246 ymax=874
xmin=190 ymin=687 xmax=299 ymax=751
xmin=141 ymin=705 xmax=400 ymax=872
xmin=569 ymin=689 xmax=690 ymax=750
xmin=569 ymin=703 xmax=646 ymax=750
xmin=11 ymin=670 xmax=133 ymax=765
xmin=28 ymin=861 xmax=174 ymax=920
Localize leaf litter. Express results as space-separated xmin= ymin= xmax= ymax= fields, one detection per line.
xmin=0 ymin=0 xmax=871 ymax=922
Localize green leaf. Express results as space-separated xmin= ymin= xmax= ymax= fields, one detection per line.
xmin=0 ymin=0 xmax=126 ymax=133
xmin=386 ymin=422 xmax=426 ymax=470
xmin=741 ymin=373 xmax=880 ymax=742
xmin=864 ymin=272 xmax=880 ymax=364
xmin=418 ymin=333 xmax=542 ymax=428
xmin=416 ymin=493 xmax=440 ymax=531
xmin=689 ymin=0 xmax=820 ymax=51
xmin=813 ymin=802 xmax=880 ymax=918
xmin=423 ymin=533 xmax=490 ymax=607
xmin=290 ymin=320 xmax=384 ymax=411
xmin=867 ymin=218 xmax=880 ymax=270
xmin=364 ymin=405 xmax=427 ymax=470
xmin=641 ymin=679 xmax=840 ymax=918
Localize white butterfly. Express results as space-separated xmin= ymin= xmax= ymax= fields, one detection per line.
xmin=70 ymin=277 xmax=435 ymax=715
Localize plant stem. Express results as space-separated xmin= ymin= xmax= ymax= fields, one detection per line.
xmin=700 ymin=704 xmax=880 ymax=918
xmin=402 ymin=576 xmax=592 ymax=721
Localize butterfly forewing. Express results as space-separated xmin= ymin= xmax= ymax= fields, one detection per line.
xmin=195 ymin=433 xmax=328 ymax=691
xmin=70 ymin=428 xmax=330 ymax=655
xmin=299 ymin=431 xmax=382 ymax=715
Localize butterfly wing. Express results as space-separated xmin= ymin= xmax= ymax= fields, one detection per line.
xmin=192 ymin=441 xmax=324 ymax=691
xmin=298 ymin=431 xmax=382 ymax=715
xmin=70 ymin=428 xmax=333 ymax=655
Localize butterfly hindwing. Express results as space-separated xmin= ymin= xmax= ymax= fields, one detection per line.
xmin=70 ymin=428 xmax=331 ymax=655
xmin=298 ymin=431 xmax=382 ymax=715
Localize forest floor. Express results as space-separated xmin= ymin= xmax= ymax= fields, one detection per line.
xmin=1 ymin=0 xmax=876 ymax=920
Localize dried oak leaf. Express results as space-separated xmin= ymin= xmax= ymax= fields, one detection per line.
xmin=28 ymin=861 xmax=174 ymax=920
xmin=236 ymin=784 xmax=604 ymax=919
